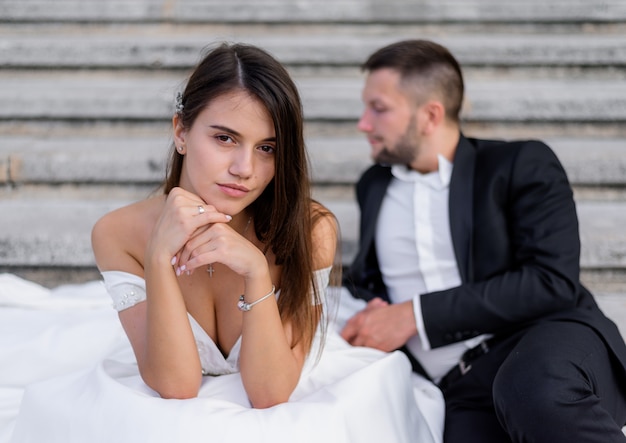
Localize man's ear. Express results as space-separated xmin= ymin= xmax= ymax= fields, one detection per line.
xmin=419 ymin=100 xmax=445 ymax=135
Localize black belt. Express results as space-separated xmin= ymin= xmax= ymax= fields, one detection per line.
xmin=437 ymin=336 xmax=499 ymax=392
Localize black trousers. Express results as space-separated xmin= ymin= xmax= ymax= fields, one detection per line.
xmin=441 ymin=321 xmax=626 ymax=443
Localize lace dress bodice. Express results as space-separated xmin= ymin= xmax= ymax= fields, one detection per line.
xmin=101 ymin=268 xmax=331 ymax=376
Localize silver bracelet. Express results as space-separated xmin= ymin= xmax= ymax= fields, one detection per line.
xmin=237 ymin=285 xmax=275 ymax=312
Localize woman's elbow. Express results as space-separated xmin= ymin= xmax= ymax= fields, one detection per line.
xmin=250 ymin=393 xmax=290 ymax=409
xmin=143 ymin=371 xmax=201 ymax=400
xmin=159 ymin=389 xmax=199 ymax=400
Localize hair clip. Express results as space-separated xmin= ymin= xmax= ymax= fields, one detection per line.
xmin=175 ymin=92 xmax=184 ymax=114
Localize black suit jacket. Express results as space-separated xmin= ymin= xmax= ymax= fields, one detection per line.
xmin=343 ymin=134 xmax=626 ymax=375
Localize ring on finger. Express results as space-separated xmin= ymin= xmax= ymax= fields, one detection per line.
xmin=197 ymin=205 xmax=205 ymax=215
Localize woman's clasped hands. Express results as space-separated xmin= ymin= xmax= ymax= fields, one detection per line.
xmin=148 ymin=187 xmax=267 ymax=280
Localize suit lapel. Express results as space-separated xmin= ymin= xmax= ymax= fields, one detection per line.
xmin=360 ymin=168 xmax=391 ymax=249
xmin=449 ymin=135 xmax=476 ymax=283
xmin=343 ymin=165 xmax=392 ymax=302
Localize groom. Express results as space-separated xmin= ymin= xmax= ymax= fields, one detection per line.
xmin=340 ymin=39 xmax=626 ymax=442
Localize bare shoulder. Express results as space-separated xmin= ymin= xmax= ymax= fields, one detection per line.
xmin=310 ymin=201 xmax=338 ymax=270
xmin=91 ymin=196 xmax=163 ymax=274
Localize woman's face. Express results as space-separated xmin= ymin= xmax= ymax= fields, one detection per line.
xmin=174 ymin=90 xmax=276 ymax=217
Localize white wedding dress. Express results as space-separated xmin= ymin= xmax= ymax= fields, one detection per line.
xmin=0 ymin=272 xmax=444 ymax=443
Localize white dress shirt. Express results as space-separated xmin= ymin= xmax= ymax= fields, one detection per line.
xmin=375 ymin=155 xmax=488 ymax=381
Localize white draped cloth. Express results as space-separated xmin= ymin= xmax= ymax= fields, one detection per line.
xmin=0 ymin=273 xmax=444 ymax=443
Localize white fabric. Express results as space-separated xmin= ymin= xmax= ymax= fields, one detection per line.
xmin=0 ymin=273 xmax=444 ymax=443
xmin=377 ymin=158 xmax=488 ymax=381
xmin=103 ymin=271 xmax=147 ymax=311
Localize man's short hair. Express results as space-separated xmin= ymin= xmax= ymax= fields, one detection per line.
xmin=362 ymin=39 xmax=465 ymax=122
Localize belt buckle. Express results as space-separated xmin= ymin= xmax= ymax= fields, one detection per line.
xmin=458 ymin=359 xmax=472 ymax=375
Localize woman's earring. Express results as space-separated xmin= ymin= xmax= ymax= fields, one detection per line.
xmin=177 ymin=145 xmax=184 ymax=153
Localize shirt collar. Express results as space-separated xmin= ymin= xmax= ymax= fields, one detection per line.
xmin=390 ymin=154 xmax=453 ymax=189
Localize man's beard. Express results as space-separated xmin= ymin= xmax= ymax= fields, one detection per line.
xmin=373 ymin=118 xmax=418 ymax=166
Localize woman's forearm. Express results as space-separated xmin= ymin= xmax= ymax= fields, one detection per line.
xmin=141 ymin=254 xmax=202 ymax=398
xmin=238 ymin=275 xmax=304 ymax=408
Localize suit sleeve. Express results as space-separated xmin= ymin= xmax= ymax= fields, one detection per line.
xmin=421 ymin=141 xmax=583 ymax=348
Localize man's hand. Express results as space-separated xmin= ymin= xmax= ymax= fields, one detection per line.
xmin=340 ymin=298 xmax=417 ymax=352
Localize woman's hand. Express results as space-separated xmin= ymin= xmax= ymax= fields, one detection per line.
xmin=146 ymin=187 xmax=232 ymax=268
xmin=176 ymin=217 xmax=268 ymax=280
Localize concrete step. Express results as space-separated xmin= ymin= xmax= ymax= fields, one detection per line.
xmin=2 ymin=135 xmax=626 ymax=187
xmin=2 ymin=72 xmax=626 ymax=123
xmin=1 ymin=197 xmax=625 ymax=271
xmin=1 ymin=0 xmax=624 ymax=23
xmin=2 ymin=24 xmax=626 ymax=68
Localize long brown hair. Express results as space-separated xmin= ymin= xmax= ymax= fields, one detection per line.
xmin=164 ymin=42 xmax=324 ymax=352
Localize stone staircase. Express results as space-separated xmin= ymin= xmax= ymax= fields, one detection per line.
xmin=0 ymin=0 xmax=625 ymax=336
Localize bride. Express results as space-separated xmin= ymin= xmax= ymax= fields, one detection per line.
xmin=2 ymin=43 xmax=444 ymax=442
